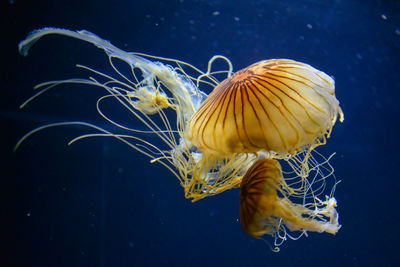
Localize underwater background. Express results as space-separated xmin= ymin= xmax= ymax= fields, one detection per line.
xmin=2 ymin=0 xmax=399 ymax=266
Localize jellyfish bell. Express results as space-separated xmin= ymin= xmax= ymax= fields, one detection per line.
xmin=186 ymin=59 xmax=344 ymax=159
xmin=239 ymin=158 xmax=340 ymax=244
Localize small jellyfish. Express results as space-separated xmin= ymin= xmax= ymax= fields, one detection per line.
xmin=240 ymin=158 xmax=340 ymax=242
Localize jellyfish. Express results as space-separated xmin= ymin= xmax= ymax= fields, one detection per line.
xmin=17 ymin=28 xmax=343 ymax=247
xmin=239 ymin=158 xmax=340 ymax=248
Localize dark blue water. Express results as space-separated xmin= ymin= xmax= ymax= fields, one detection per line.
xmin=2 ymin=0 xmax=399 ymax=266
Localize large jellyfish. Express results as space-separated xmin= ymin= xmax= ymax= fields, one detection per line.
xmin=17 ymin=28 xmax=343 ymax=249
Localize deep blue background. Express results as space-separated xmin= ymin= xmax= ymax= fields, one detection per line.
xmin=2 ymin=0 xmax=399 ymax=266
